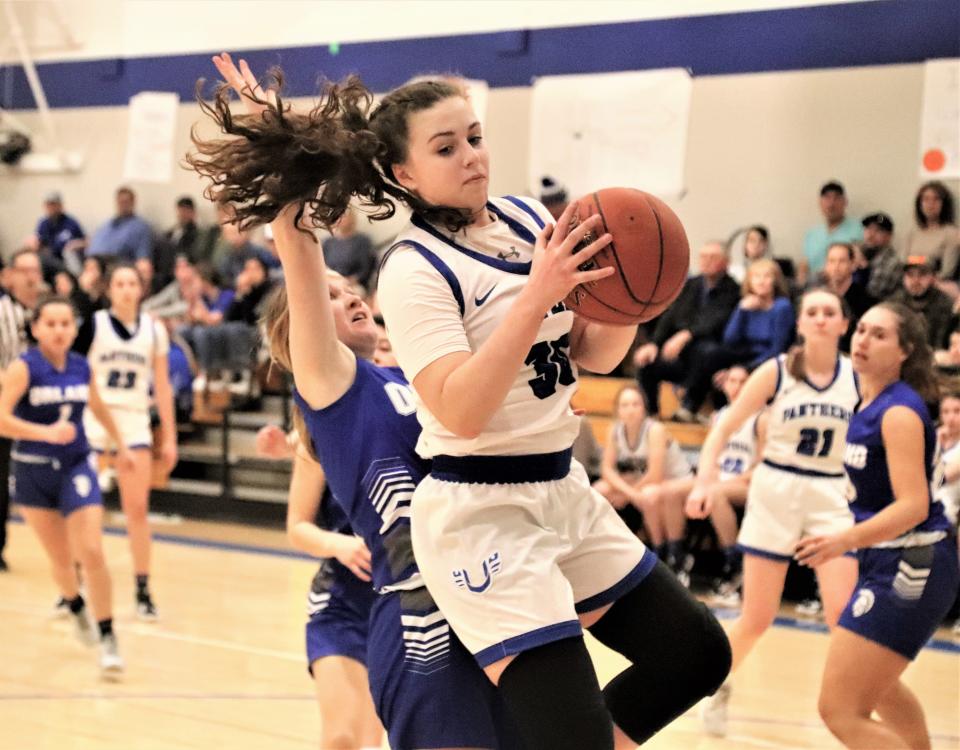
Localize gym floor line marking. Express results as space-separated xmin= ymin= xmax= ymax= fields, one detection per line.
xmin=9 ymin=518 xmax=960 ymax=655
xmin=124 ymin=623 xmax=304 ymax=662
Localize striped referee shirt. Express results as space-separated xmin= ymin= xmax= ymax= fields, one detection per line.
xmin=0 ymin=292 xmax=30 ymax=370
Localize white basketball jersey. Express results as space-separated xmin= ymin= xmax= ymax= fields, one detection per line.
xmin=934 ymin=440 xmax=960 ymax=527
xmin=715 ymin=407 xmax=759 ymax=481
xmin=762 ymin=354 xmax=859 ymax=476
xmin=380 ymin=196 xmax=580 ymax=458
xmin=86 ymin=310 xmax=167 ymax=411
xmin=614 ymin=419 xmax=691 ymax=480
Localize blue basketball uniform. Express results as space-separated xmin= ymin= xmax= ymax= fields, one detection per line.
xmin=294 ymin=359 xmax=521 ymax=750
xmin=10 ymin=348 xmax=100 ymax=515
xmin=841 ymin=381 xmax=959 ymax=659
xmin=305 ymin=487 xmax=376 ymax=671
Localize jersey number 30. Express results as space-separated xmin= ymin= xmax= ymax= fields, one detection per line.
xmin=796 ymin=428 xmax=834 ymax=457
xmin=525 ymin=335 xmax=575 ymax=400
xmin=106 ymin=369 xmax=137 ymax=389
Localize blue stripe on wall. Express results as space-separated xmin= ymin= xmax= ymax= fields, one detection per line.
xmin=1 ymin=0 xmax=957 ymax=110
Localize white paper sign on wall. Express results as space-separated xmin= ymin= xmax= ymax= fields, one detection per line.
xmin=122 ymin=91 xmax=180 ymax=184
xmin=918 ymin=58 xmax=960 ymax=180
xmin=528 ymin=68 xmax=692 ymax=200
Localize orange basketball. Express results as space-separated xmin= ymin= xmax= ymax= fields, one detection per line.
xmin=563 ymin=188 xmax=689 ymax=325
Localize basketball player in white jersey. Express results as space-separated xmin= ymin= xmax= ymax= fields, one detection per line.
xmin=934 ymin=390 xmax=960 ymax=635
xmin=593 ymin=385 xmax=694 ymax=582
xmin=191 ymin=57 xmax=731 ymax=750
xmin=80 ymin=264 xmax=177 ymax=620
xmin=686 ymin=364 xmax=766 ymax=604
xmin=688 ymin=288 xmax=859 ymax=736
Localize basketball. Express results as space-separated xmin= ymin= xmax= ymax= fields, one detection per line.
xmin=563 ymin=188 xmax=690 ymax=325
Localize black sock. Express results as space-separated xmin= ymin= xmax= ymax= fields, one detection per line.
xmin=67 ymin=595 xmax=85 ymax=614
xmin=664 ymin=539 xmax=684 ymax=566
xmin=135 ymin=574 xmax=149 ymax=599
xmin=98 ymin=618 xmax=113 ymax=638
xmin=723 ymin=546 xmax=742 ymax=578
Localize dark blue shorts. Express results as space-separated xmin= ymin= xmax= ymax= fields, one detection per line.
xmin=11 ymin=453 xmax=101 ymax=516
xmin=304 ymin=562 xmax=374 ymax=672
xmin=368 ymin=588 xmax=522 ymax=750
xmin=839 ymin=538 xmax=959 ymax=660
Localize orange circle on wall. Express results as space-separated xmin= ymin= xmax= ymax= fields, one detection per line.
xmin=923 ymin=148 xmax=947 ymax=172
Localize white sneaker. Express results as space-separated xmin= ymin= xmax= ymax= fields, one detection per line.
xmin=99 ymin=634 xmax=125 ymax=680
xmin=701 ymin=681 xmax=731 ymax=737
xmin=227 ymin=370 xmax=252 ymax=396
xmin=711 ymin=585 xmax=742 ymax=609
xmin=192 ymin=373 xmax=208 ymax=393
xmin=98 ymin=467 xmax=116 ymax=494
xmin=795 ymin=598 xmax=823 ymax=618
xmin=71 ymin=607 xmax=98 ymax=647
xmin=136 ymin=595 xmax=158 ymax=622
xmin=51 ymin=596 xmax=71 ymax=620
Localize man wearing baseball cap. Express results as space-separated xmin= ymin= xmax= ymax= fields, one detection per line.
xmin=34 ymin=191 xmax=86 ymax=275
xmin=802 ymin=181 xmax=863 ymax=281
xmin=858 ymin=211 xmax=903 ymax=300
xmin=889 ymin=255 xmax=954 ymax=348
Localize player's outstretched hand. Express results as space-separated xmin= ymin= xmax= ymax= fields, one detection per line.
xmin=212 ymin=52 xmax=277 ymax=117
xmin=256 ymin=424 xmax=292 ymax=459
xmin=46 ymin=421 xmax=76 ymax=445
xmin=334 ymin=535 xmax=373 ymax=582
xmin=685 ymin=484 xmax=712 ymax=519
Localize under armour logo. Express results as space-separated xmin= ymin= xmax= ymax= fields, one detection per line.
xmin=497 ymin=247 xmax=520 ymax=260
xmin=452 ymin=552 xmax=502 ymax=593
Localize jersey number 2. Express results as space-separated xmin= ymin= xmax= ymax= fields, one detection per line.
xmin=525 ymin=335 xmax=575 ymax=400
xmin=106 ymin=370 xmax=136 ymax=389
xmin=796 ymin=428 xmax=834 ymax=457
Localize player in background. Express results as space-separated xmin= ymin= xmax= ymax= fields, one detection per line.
xmin=0 ymin=296 xmax=132 ymax=678
xmin=797 ymin=302 xmax=959 ymax=750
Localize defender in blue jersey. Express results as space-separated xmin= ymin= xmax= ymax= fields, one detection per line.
xmin=796 ymin=302 xmax=959 ymax=750
xmin=0 ymin=296 xmax=132 ymax=679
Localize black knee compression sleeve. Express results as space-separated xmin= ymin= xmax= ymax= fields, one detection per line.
xmin=498 ymin=637 xmax=614 ymax=750
xmin=588 ymin=560 xmax=732 ymax=744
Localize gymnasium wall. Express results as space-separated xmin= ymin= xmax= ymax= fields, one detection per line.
xmin=1 ymin=0 xmax=957 ymax=262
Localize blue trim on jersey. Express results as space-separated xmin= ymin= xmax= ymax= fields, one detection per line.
xmin=431 ymin=448 xmax=573 ymax=484
xmin=574 ymin=549 xmax=657 ymax=614
xmin=805 ymin=355 xmax=841 ymax=393
xmin=737 ymin=543 xmax=793 ymax=562
xmin=762 ymin=458 xmax=844 ymax=478
xmin=486 ymin=200 xmax=538 ymax=243
xmin=410 ymin=213 xmax=533 ymax=275
xmin=501 ymin=196 xmax=546 ymax=230
xmin=398 ymin=240 xmax=466 ymax=315
xmin=473 ymin=619 xmax=582 ymax=668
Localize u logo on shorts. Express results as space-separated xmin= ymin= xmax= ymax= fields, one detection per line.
xmin=851 ymin=588 xmax=875 ymax=617
xmin=452 ymin=552 xmax=502 ymax=594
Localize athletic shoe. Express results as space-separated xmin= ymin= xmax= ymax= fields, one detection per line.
xmin=795 ymin=598 xmax=823 ymax=618
xmin=99 ymin=634 xmax=125 ymax=680
xmin=701 ymin=681 xmax=731 ymax=737
xmin=51 ymin=596 xmax=71 ymax=620
xmin=710 ymin=580 xmax=742 ymax=609
xmin=98 ymin=466 xmax=116 ymax=494
xmin=227 ymin=370 xmax=252 ymax=397
xmin=71 ymin=607 xmax=98 ymax=647
xmin=136 ymin=595 xmax=158 ymax=622
xmin=192 ymin=373 xmax=207 ymax=393
xmin=0 ymin=555 xmax=8 ymax=572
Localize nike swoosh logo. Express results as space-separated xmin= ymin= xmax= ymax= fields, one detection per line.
xmin=475 ymin=285 xmax=497 ymax=306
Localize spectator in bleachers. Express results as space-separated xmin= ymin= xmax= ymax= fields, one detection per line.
xmin=87 ymin=186 xmax=154 ymax=262
xmin=676 ymin=259 xmax=794 ymax=423
xmin=159 ymin=196 xmax=215 ymax=269
xmin=539 ymin=175 xmax=568 ymax=221
xmin=34 ymin=191 xmax=85 ymax=275
xmin=635 ymin=241 xmax=740 ymax=419
xmin=191 ymin=256 xmax=274 ymax=396
xmin=906 ymin=181 xmax=960 ymax=281
xmin=855 ymin=211 xmax=902 ymax=300
xmin=135 ymin=257 xmax=166 ymax=298
xmin=142 ymin=256 xmax=201 ymax=321
xmin=800 ymin=181 xmax=863 ymax=285
xmin=593 ymin=385 xmax=694 ymax=584
xmin=822 ymin=242 xmax=874 ymax=352
xmin=211 ymin=220 xmax=272 ymax=288
xmin=888 ymin=255 xmax=953 ymax=349
xmin=729 ymin=225 xmax=795 ymax=283
xmin=176 ymin=263 xmax=235 ymax=359
xmin=76 ymin=255 xmax=109 ymax=312
xmin=321 ymin=208 xmax=377 ymax=292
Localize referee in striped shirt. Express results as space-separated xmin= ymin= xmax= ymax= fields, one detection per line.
xmin=0 ymin=249 xmax=42 ymax=571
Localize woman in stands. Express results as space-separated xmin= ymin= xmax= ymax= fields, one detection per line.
xmin=77 ymin=263 xmax=177 ymax=620
xmin=688 ymin=288 xmax=859 ymax=737
xmin=190 ymin=52 xmax=730 ymax=750
xmin=0 ymin=296 xmax=130 ymax=677
xmin=593 ymin=385 xmax=694 ymax=584
xmin=797 ymin=303 xmax=958 ymax=749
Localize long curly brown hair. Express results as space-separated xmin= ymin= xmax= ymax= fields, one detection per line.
xmin=186 ymin=69 xmax=473 ymax=233
xmin=875 ymin=301 xmax=940 ymax=403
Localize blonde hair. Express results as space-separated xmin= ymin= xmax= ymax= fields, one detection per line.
xmin=743 ymin=258 xmax=788 ymax=298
